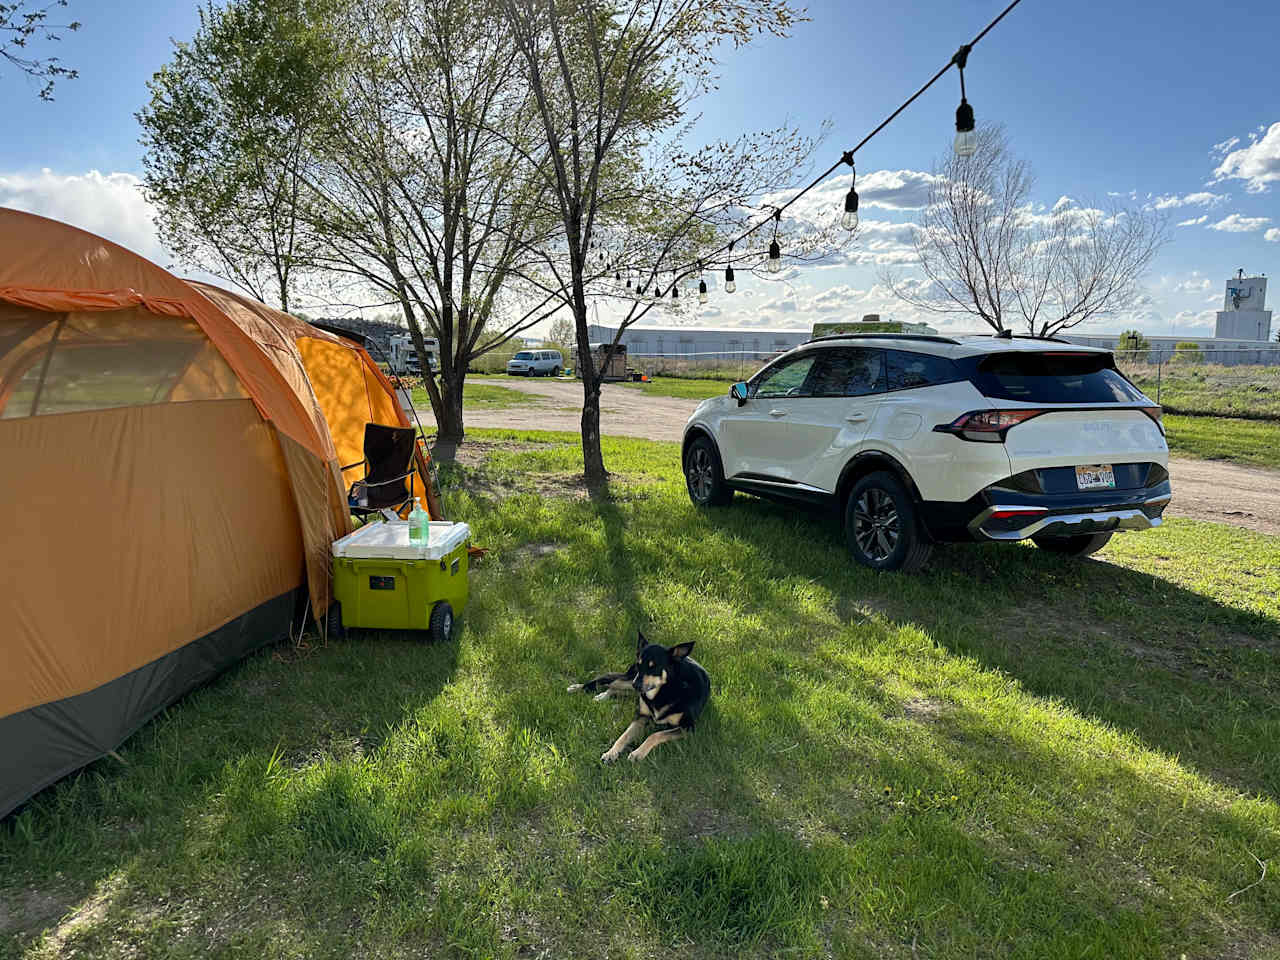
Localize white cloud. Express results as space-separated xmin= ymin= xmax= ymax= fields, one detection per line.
xmin=1176 ymin=215 xmax=1208 ymax=227
xmin=1208 ymin=213 xmax=1271 ymax=233
xmin=1211 ymin=122 xmax=1280 ymax=193
xmin=1211 ymin=136 xmax=1240 ymax=158
xmin=0 ymin=169 xmax=166 ymax=264
xmin=1151 ymin=191 xmax=1226 ymax=209
xmin=854 ymin=169 xmax=944 ymax=210
xmin=1167 ymin=271 xmax=1212 ymax=294
xmin=806 ymin=285 xmax=866 ymax=312
xmin=1265 ymin=228 xmax=1280 ymax=243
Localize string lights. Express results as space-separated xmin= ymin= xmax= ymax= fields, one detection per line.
xmin=766 ymin=210 xmax=782 ymax=273
xmin=952 ymin=45 xmax=976 ymax=157
xmin=841 ymin=151 xmax=859 ymax=231
xmin=606 ymin=0 xmax=1021 ymax=305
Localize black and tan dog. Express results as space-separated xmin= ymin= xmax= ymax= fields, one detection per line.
xmin=568 ymin=631 xmax=711 ymax=763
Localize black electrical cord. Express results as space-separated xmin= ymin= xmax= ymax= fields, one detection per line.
xmin=647 ymin=0 xmax=1026 ymax=286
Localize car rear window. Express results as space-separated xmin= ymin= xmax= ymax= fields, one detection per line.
xmin=885 ymin=350 xmax=961 ymax=391
xmin=966 ymin=351 xmax=1149 ymax=404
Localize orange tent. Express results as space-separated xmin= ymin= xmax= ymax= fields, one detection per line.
xmin=0 ymin=208 xmax=439 ymax=818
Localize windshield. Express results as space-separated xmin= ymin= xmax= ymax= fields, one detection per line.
xmin=964 ymin=351 xmax=1149 ymax=404
xmin=513 ymin=352 xmax=534 ymax=360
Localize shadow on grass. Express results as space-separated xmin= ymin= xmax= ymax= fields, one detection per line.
xmin=0 ymin=631 xmax=461 ymax=950
xmin=705 ymin=493 xmax=1280 ymax=801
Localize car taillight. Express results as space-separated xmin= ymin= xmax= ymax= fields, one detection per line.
xmin=936 ymin=409 xmax=1045 ymax=442
xmin=1140 ymin=406 xmax=1164 ymax=434
xmin=989 ymin=507 xmax=1048 ymax=520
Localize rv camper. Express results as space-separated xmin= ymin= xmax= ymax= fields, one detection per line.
xmin=389 ymin=333 xmax=439 ymax=375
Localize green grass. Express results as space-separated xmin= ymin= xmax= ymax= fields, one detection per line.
xmin=1127 ymin=363 xmax=1280 ymax=420
xmin=1165 ymin=414 xmax=1280 ymax=470
xmin=3 ymin=430 xmax=1279 ymax=958
xmin=411 ymin=379 xmax=545 ymax=411
xmin=621 ymin=376 xmax=732 ymax=401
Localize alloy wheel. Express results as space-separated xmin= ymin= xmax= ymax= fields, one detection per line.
xmin=687 ymin=447 xmax=714 ymax=502
xmin=854 ymin=488 xmax=900 ymax=562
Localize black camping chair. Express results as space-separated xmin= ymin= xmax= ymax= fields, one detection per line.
xmin=342 ymin=423 xmax=420 ymax=524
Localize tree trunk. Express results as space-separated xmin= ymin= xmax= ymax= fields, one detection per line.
xmin=435 ymin=370 xmax=466 ymax=445
xmin=574 ymin=300 xmax=607 ymax=486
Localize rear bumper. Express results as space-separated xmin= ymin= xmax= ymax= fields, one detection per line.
xmin=920 ymin=473 xmax=1172 ymax=543
xmin=967 ymin=493 xmax=1170 ymax=540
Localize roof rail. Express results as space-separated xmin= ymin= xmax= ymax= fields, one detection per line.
xmin=1012 ymin=333 xmax=1072 ymax=344
xmin=958 ymin=332 xmax=1074 ymax=345
xmin=804 ymin=332 xmax=961 ymax=345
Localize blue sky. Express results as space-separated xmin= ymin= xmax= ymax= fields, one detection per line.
xmin=3 ymin=0 xmax=1278 ymax=337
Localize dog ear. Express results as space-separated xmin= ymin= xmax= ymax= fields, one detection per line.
xmin=636 ymin=630 xmax=647 ymax=657
xmin=669 ymin=641 xmax=695 ymax=660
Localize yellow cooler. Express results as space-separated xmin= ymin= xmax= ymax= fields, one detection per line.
xmin=331 ymin=520 xmax=471 ymax=642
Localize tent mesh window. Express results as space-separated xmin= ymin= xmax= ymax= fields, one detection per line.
xmin=0 ymin=306 xmax=247 ymax=419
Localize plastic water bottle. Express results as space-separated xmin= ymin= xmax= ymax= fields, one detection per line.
xmin=409 ymin=498 xmax=429 ymax=546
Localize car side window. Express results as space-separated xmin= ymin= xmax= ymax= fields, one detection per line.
xmin=751 ymin=354 xmax=818 ymax=399
xmin=808 ymin=347 xmax=885 ymax=398
xmin=885 ymin=349 xmax=959 ymax=391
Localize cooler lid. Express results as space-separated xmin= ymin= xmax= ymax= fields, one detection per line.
xmin=331 ymin=520 xmax=471 ymax=560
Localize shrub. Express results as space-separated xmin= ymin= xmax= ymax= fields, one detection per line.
xmin=1173 ymin=342 xmax=1204 ymax=363
xmin=1117 ymin=329 xmax=1150 ymax=353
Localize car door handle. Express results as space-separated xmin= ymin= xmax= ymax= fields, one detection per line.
xmin=845 ymin=412 xmax=868 ymax=422
xmin=769 ymin=409 xmax=787 ymax=417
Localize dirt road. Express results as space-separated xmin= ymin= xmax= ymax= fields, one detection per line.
xmin=442 ymin=376 xmax=1280 ymax=535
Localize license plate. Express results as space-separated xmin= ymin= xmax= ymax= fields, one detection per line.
xmin=1075 ymin=464 xmax=1115 ymax=490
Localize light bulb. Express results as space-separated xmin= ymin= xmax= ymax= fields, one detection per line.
xmin=724 ymin=265 xmax=736 ymax=294
xmin=698 ymin=279 xmax=708 ymax=304
xmin=842 ymin=188 xmax=859 ymax=231
xmin=954 ymin=99 xmax=976 ymax=157
xmin=767 ymin=239 xmax=781 ymax=274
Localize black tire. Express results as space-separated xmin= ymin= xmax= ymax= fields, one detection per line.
xmin=844 ymin=471 xmax=932 ymax=572
xmin=326 ymin=602 xmax=346 ymax=640
xmin=684 ymin=435 xmax=733 ymax=507
xmin=1032 ymin=531 xmax=1113 ymax=557
xmin=551 ymin=366 xmax=561 ymax=377
xmin=429 ymin=600 xmax=455 ymax=643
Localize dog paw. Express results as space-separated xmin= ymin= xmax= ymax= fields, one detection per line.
xmin=566 ymin=683 xmax=583 ymax=693
xmin=593 ymin=690 xmax=612 ymax=702
xmin=627 ymin=749 xmax=645 ymax=763
xmin=600 ymin=750 xmax=619 ymax=764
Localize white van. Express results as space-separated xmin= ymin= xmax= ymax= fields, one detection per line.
xmin=506 ymin=349 xmax=563 ymax=377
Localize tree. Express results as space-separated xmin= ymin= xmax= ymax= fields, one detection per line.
xmin=142 ymin=0 xmax=562 ymax=446
xmin=295 ymin=0 xmax=563 ymax=446
xmin=1117 ymin=329 xmax=1150 ymax=353
xmin=139 ymin=0 xmax=332 ymax=312
xmin=1 ymin=0 xmax=79 ymax=100
xmin=547 ymin=317 xmax=574 ymax=347
xmin=886 ymin=126 xmax=1169 ymax=339
xmin=499 ymin=0 xmax=832 ymax=485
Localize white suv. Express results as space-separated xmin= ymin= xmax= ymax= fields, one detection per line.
xmin=682 ymin=333 xmax=1171 ymax=571
xmin=507 ymin=350 xmax=563 ymax=376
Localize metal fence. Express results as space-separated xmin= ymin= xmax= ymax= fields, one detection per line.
xmin=1113 ymin=349 xmax=1280 ymax=420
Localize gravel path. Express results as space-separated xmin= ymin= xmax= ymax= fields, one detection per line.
xmin=440 ymin=376 xmax=1280 ymax=535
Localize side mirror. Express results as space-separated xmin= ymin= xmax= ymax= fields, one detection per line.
xmin=730 ymin=381 xmax=749 ymax=406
